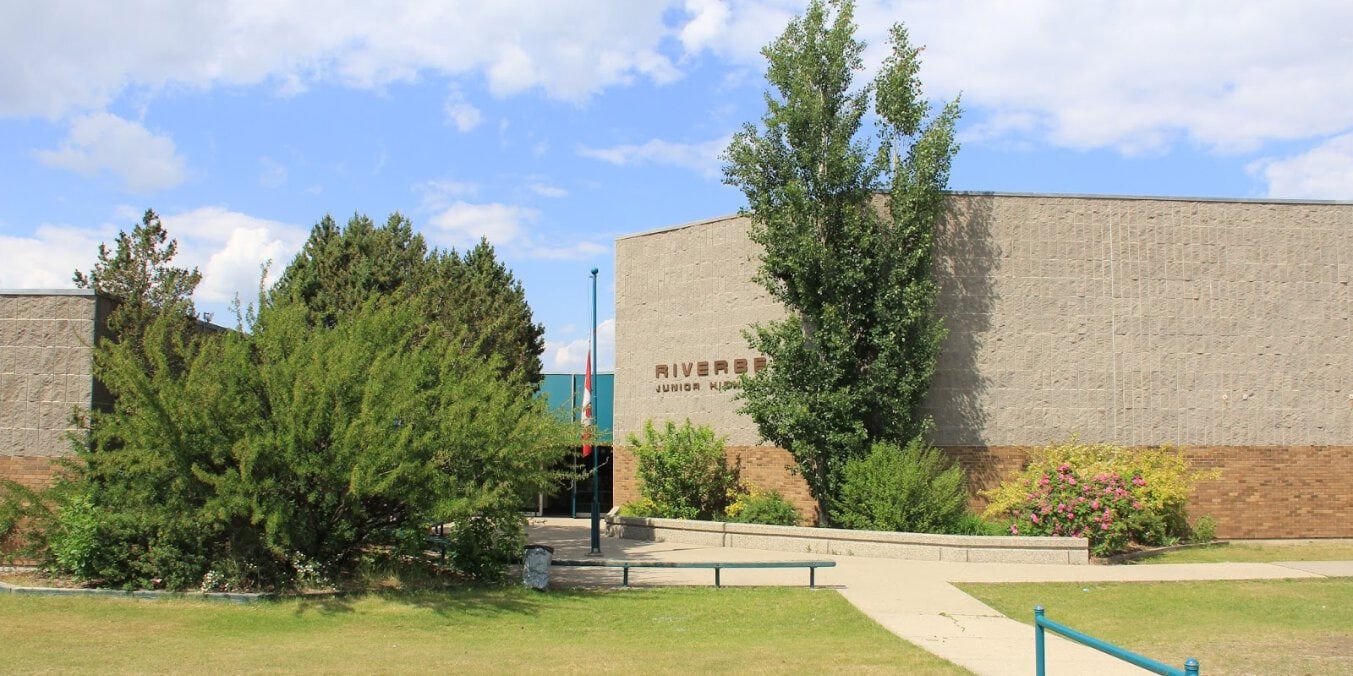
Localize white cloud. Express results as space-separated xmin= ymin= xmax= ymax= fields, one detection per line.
xmin=0 ymin=2 xmax=684 ymax=118
xmin=164 ymin=207 xmax=307 ymax=303
xmin=415 ymin=178 xmax=480 ymax=208
xmin=672 ymin=2 xmax=1353 ymax=156
xmin=1251 ymin=134 xmax=1353 ymax=200
xmin=578 ymin=135 xmax=730 ymax=178
xmin=0 ymin=206 xmax=304 ymax=309
xmin=0 ymin=224 xmax=113 ymax=289
xmin=546 ymin=318 xmax=616 ymax=372
xmin=678 ymin=0 xmax=733 ymax=54
xmin=523 ymin=241 xmax=608 ymax=261
xmin=6 ymin=2 xmax=1353 ymax=162
xmin=528 ymin=182 xmax=568 ymax=198
xmin=677 ymin=0 xmax=796 ymax=63
xmin=444 ymin=91 xmax=482 ymax=132
xmin=414 ymin=178 xmax=599 ymax=259
xmin=34 ymin=113 xmax=187 ymax=192
xmin=882 ymin=1 xmax=1353 ymax=154
xmin=427 ymin=201 xmax=538 ymax=249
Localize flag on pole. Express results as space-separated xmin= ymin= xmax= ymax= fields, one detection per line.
xmin=581 ymin=349 xmax=593 ymax=458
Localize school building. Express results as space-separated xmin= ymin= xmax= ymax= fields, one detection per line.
xmin=612 ymin=192 xmax=1352 ymax=539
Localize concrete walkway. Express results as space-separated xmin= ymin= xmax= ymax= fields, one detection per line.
xmin=530 ymin=517 xmax=1353 ymax=675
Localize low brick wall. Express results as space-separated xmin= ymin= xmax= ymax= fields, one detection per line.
xmin=607 ymin=515 xmax=1090 ymax=565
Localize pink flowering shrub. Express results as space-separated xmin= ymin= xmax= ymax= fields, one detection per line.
xmin=1001 ymin=463 xmax=1138 ymax=557
xmin=983 ymin=441 xmax=1220 ymax=557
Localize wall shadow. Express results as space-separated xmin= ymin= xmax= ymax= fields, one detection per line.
xmin=926 ymin=194 xmax=1004 ymax=492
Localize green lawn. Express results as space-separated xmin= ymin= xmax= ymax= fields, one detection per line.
xmin=958 ymin=579 xmax=1353 ymax=675
xmin=0 ymin=587 xmax=966 ymax=674
xmin=1132 ymin=540 xmax=1353 ymax=564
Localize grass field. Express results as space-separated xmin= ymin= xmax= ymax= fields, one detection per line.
xmin=1133 ymin=540 xmax=1353 ymax=565
xmin=0 ymin=587 xmax=966 ymax=674
xmin=958 ymin=578 xmax=1353 ymax=675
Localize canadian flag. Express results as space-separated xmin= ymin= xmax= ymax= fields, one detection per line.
xmin=581 ymin=349 xmax=593 ymax=458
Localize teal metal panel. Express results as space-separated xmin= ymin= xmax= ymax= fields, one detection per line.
xmin=540 ymin=372 xmax=614 ymax=442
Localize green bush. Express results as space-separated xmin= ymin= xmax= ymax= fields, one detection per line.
xmin=628 ymin=420 xmax=739 ymax=520
xmin=617 ymin=498 xmax=661 ymax=518
xmin=949 ymin=513 xmax=1008 ymax=536
xmin=46 ymin=492 xmax=101 ymax=579
xmin=829 ymin=439 xmax=969 ymax=533
xmin=726 ymin=489 xmax=801 ymax=526
xmin=446 ymin=513 xmax=527 ymax=583
xmin=1192 ymin=515 xmax=1218 ymax=543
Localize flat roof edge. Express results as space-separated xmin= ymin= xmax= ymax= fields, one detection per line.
xmin=617 ymin=191 xmax=1353 ymax=241
xmin=0 ymin=288 xmax=96 ymax=296
xmin=946 ymin=190 xmax=1353 ymax=205
xmin=616 ymin=213 xmax=747 ymax=242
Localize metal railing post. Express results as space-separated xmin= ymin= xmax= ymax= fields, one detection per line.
xmin=1185 ymin=658 xmax=1199 ymax=675
xmin=1035 ymin=605 xmax=1046 ymax=676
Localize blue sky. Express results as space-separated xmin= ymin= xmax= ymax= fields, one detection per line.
xmin=3 ymin=1 xmax=1351 ymax=372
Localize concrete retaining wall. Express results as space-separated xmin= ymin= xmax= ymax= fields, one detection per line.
xmin=607 ymin=515 xmax=1090 ymax=565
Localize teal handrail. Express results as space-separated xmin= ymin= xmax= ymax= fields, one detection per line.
xmin=1035 ymin=606 xmax=1199 ymax=676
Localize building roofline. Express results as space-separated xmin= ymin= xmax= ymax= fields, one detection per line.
xmin=616 ymin=213 xmax=747 ymax=242
xmin=947 ymin=190 xmax=1353 ymax=205
xmin=616 ymin=191 xmax=1353 ymax=241
xmin=0 ymin=288 xmax=96 ymax=296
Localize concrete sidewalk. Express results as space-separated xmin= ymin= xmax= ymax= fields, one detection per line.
xmin=530 ymin=517 xmax=1353 ymax=675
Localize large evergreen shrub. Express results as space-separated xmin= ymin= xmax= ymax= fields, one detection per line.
xmin=46 ymin=299 xmax=570 ymax=590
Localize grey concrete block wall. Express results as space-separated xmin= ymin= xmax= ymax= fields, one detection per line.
xmin=615 ymin=194 xmax=1353 ymax=450
xmin=925 ymin=194 xmax=1351 ymax=447
xmin=0 ymin=291 xmax=100 ymax=458
xmin=615 ymin=215 xmax=788 ymax=447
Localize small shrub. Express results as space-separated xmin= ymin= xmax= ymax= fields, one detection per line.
xmin=628 ymin=420 xmax=739 ymax=520
xmin=726 ymin=489 xmax=801 ymax=526
xmin=46 ymin=492 xmax=102 ymax=580
xmin=950 ymin=513 xmax=1007 ymax=536
xmin=617 ymin=499 xmax=661 ymax=518
xmin=1192 ymin=515 xmax=1218 ymax=543
xmin=830 ymin=439 xmax=968 ymax=534
xmin=446 ymin=512 xmax=526 ymax=583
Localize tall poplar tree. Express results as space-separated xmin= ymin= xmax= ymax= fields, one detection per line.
xmin=723 ymin=0 xmax=960 ymax=522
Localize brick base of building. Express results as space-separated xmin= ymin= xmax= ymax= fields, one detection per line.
xmin=613 ymin=445 xmax=819 ymax=524
xmin=613 ymin=444 xmax=1353 ymax=539
xmin=0 ymin=455 xmax=63 ymax=489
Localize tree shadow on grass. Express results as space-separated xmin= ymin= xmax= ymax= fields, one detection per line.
xmin=285 ymin=581 xmax=622 ymax=619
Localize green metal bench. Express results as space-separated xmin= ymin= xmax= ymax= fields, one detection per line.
xmin=551 ymin=558 xmax=835 ymax=588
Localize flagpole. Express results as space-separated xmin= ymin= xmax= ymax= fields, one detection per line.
xmin=588 ymin=267 xmax=602 ymax=556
